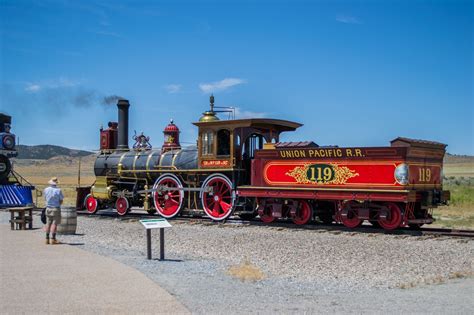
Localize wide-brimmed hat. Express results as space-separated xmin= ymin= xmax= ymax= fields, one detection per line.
xmin=48 ymin=177 xmax=59 ymax=185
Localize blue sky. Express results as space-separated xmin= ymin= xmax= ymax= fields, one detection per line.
xmin=1 ymin=0 xmax=472 ymax=154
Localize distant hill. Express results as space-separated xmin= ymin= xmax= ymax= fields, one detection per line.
xmin=444 ymin=153 xmax=474 ymax=178
xmin=16 ymin=145 xmax=94 ymax=160
xmin=12 ymin=144 xmax=474 ymax=165
xmin=444 ymin=153 xmax=474 ymax=164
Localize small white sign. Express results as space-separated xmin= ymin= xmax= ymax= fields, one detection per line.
xmin=140 ymin=218 xmax=172 ymax=229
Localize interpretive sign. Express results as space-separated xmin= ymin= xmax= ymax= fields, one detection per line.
xmin=140 ymin=218 xmax=172 ymax=229
xmin=139 ymin=219 xmax=172 ymax=260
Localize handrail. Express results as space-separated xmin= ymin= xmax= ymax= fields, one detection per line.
xmin=10 ymin=169 xmax=35 ymax=187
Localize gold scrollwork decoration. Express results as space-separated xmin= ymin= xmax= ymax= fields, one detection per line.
xmin=286 ymin=163 xmax=359 ymax=185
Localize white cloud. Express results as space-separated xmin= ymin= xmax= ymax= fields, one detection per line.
xmin=25 ymin=84 xmax=41 ymax=92
xmin=164 ymin=84 xmax=182 ymax=94
xmin=24 ymin=77 xmax=81 ymax=92
xmin=234 ymin=107 xmax=267 ymax=119
xmin=336 ymin=15 xmax=362 ymax=24
xmin=199 ymin=78 xmax=246 ymax=93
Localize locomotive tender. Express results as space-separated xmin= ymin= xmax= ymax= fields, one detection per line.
xmin=85 ymin=97 xmax=449 ymax=230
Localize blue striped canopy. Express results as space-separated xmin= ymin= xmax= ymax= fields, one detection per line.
xmin=0 ymin=185 xmax=35 ymax=207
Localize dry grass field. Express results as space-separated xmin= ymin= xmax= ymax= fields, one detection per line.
xmin=12 ymin=155 xmax=96 ymax=207
xmin=11 ymin=154 xmax=474 ymax=229
xmin=444 ymin=154 xmax=474 ymax=177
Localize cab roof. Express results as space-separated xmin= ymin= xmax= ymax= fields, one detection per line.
xmin=193 ymin=118 xmax=302 ymax=132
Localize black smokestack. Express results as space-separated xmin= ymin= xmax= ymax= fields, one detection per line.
xmin=117 ymin=99 xmax=130 ymax=150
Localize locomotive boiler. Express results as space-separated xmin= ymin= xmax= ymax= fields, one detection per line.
xmin=85 ymin=97 xmax=450 ymax=230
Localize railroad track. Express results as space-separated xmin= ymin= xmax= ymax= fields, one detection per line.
xmin=75 ymin=207 xmax=474 ymax=239
xmin=413 ymin=227 xmax=474 ymax=238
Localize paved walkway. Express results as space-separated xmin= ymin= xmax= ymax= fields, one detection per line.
xmin=0 ymin=225 xmax=189 ymax=314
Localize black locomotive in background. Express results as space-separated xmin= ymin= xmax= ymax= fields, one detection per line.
xmin=0 ymin=113 xmax=34 ymax=207
xmin=0 ymin=113 xmax=17 ymax=183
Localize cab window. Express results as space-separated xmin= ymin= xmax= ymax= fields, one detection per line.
xmin=202 ymin=131 xmax=214 ymax=155
xmin=217 ymin=129 xmax=230 ymax=156
xmin=243 ymin=133 xmax=265 ymax=159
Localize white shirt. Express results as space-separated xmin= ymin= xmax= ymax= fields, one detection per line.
xmin=44 ymin=185 xmax=64 ymax=208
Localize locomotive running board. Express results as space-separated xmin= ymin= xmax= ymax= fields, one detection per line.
xmin=236 ymin=186 xmax=416 ymax=203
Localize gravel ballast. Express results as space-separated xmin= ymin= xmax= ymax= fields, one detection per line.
xmin=3 ymin=211 xmax=473 ymax=314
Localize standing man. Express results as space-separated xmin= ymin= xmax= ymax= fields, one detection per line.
xmin=44 ymin=177 xmax=64 ymax=245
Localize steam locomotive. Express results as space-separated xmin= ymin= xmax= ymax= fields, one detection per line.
xmin=84 ymin=97 xmax=449 ymax=230
xmin=0 ymin=113 xmax=35 ymax=207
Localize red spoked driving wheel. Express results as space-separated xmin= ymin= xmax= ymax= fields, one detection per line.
xmin=378 ymin=202 xmax=403 ymax=230
xmin=115 ymin=197 xmax=129 ymax=216
xmin=153 ymin=174 xmax=184 ymax=218
xmin=85 ymin=194 xmax=98 ymax=214
xmin=292 ymin=200 xmax=312 ymax=225
xmin=340 ymin=201 xmax=362 ymax=228
xmin=201 ymin=174 xmax=235 ymax=221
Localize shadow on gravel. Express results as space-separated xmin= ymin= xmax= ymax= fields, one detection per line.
xmin=65 ymin=243 xmax=85 ymax=246
xmin=152 ymin=258 xmax=183 ymax=262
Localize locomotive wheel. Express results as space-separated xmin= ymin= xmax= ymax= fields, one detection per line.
xmin=340 ymin=201 xmax=362 ymax=228
xmin=378 ymin=203 xmax=403 ymax=230
xmin=201 ymin=174 xmax=235 ymax=221
xmin=85 ymin=194 xmax=99 ymax=214
xmin=153 ymin=174 xmax=184 ymax=219
xmin=115 ymin=197 xmax=129 ymax=216
xmin=259 ymin=204 xmax=275 ymax=223
xmin=292 ymin=200 xmax=312 ymax=225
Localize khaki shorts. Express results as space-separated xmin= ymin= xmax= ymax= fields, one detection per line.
xmin=46 ymin=207 xmax=61 ymax=225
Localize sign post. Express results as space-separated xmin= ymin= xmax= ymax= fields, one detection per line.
xmin=140 ymin=219 xmax=172 ymax=260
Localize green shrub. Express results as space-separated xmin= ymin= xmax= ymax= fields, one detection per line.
xmin=445 ymin=184 xmax=474 ymax=206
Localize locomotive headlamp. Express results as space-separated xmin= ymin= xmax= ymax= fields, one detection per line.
xmin=2 ymin=134 xmax=15 ymax=150
xmin=394 ymin=163 xmax=409 ymax=185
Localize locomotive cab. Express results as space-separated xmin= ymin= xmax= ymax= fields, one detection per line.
xmin=194 ymin=117 xmax=302 ymax=184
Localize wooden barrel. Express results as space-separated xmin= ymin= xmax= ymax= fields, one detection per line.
xmin=57 ymin=208 xmax=77 ymax=235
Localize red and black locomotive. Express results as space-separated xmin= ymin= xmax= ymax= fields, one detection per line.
xmin=84 ymin=96 xmax=449 ymax=230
